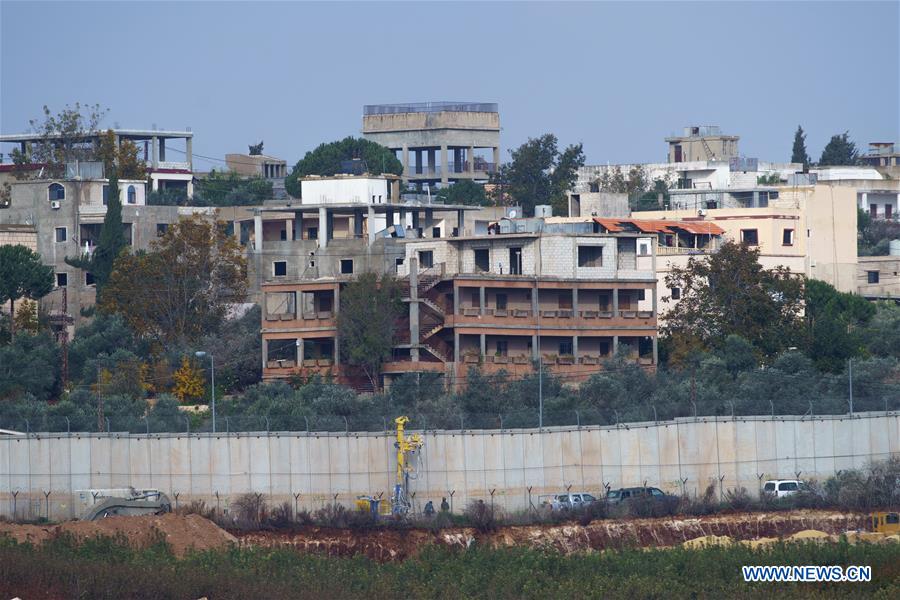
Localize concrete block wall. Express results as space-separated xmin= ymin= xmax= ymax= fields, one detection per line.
xmin=1 ymin=412 xmax=896 ymax=520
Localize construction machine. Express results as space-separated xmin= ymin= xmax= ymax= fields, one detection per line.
xmin=869 ymin=511 xmax=900 ymax=534
xmin=391 ymin=416 xmax=423 ymax=515
xmin=77 ymin=487 xmax=172 ymax=521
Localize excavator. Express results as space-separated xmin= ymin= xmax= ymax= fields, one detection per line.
xmin=77 ymin=488 xmax=172 ymax=521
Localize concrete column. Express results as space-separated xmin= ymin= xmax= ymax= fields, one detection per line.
xmin=532 ymin=285 xmax=539 ymax=316
xmin=334 ymin=334 xmax=340 ymax=366
xmin=752 ymin=190 xmax=760 ymax=207
xmin=479 ymin=333 xmax=486 ymax=357
xmin=367 ymin=205 xmax=376 ymax=244
xmin=334 ymin=283 xmax=340 ymax=315
xmin=454 ymin=331 xmax=460 ymax=363
xmin=151 ymin=136 xmax=159 ymax=168
xmin=185 ymin=137 xmax=193 ymax=170
xmin=294 ymin=214 xmax=302 ymax=240
xmin=261 ymin=338 xmax=268 ymax=371
xmin=612 ymin=288 xmax=619 ymax=317
xmin=399 ymin=208 xmax=406 ymax=230
xmin=861 ymin=192 xmax=867 ymax=211
xmin=159 ymin=138 xmax=166 ymax=162
xmin=401 ymin=145 xmax=409 ymax=182
xmin=493 ymin=147 xmax=500 ymax=169
xmin=573 ymin=336 xmax=579 ymax=359
xmin=253 ymin=214 xmax=263 ymax=253
xmin=296 ymin=339 xmax=304 ymax=365
xmin=479 ymin=286 xmax=486 ymax=316
xmin=440 ymin=145 xmax=449 ymax=185
xmin=532 ymin=334 xmax=539 ymax=361
xmin=425 ymin=208 xmax=434 ymax=237
xmin=613 ymin=335 xmax=619 ymax=356
xmin=572 ymin=287 xmax=579 ymax=316
xmin=467 ymin=146 xmax=475 ymax=172
xmin=410 ymin=257 xmax=420 ymax=362
xmin=318 ymin=207 xmax=328 ymax=249
xmin=652 ymin=336 xmax=658 ymax=365
xmin=456 ymin=209 xmax=464 ymax=236
xmin=285 ymin=219 xmax=293 ymax=242
xmin=651 ymin=286 xmax=657 ymax=316
xmin=453 ymin=281 xmax=460 ymax=315
xmin=232 ymin=220 xmax=241 ymax=244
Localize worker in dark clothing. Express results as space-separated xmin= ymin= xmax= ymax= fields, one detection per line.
xmin=440 ymin=497 xmax=450 ymax=512
xmin=424 ymin=500 xmax=435 ymax=517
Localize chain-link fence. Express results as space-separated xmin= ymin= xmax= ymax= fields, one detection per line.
xmin=4 ymin=395 xmax=898 ymax=435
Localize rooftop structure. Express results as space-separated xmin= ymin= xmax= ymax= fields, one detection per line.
xmin=362 ymin=101 xmax=500 ymax=188
xmin=665 ymin=125 xmax=740 ymax=163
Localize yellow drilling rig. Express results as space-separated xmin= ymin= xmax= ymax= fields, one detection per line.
xmin=392 ymin=416 xmax=423 ymax=515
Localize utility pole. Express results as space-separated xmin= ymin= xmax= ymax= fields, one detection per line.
xmin=96 ymin=364 xmax=104 ymax=432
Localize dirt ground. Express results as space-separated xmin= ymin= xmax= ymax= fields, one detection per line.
xmin=0 ymin=513 xmax=236 ymax=557
xmin=0 ymin=510 xmax=889 ymax=561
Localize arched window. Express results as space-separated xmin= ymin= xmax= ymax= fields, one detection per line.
xmin=48 ymin=183 xmax=65 ymax=201
xmin=127 ymin=185 xmax=136 ymax=204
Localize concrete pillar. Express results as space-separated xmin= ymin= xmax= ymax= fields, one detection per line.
xmin=334 ymin=283 xmax=340 ymax=315
xmin=572 ymin=287 xmax=579 ymax=316
xmin=151 ymin=136 xmax=159 ymax=168
xmin=479 ymin=286 xmax=486 ymax=315
xmin=440 ymin=145 xmax=449 ymax=185
xmin=334 ymin=334 xmax=340 ymax=366
xmin=573 ymin=335 xmax=579 ymax=359
xmin=532 ymin=285 xmax=539 ymax=316
xmin=399 ymin=208 xmax=406 ymax=230
xmin=261 ymin=338 xmax=268 ymax=371
xmin=285 ymin=218 xmax=293 ymax=242
xmin=479 ymin=333 xmax=486 ymax=357
xmin=318 ymin=207 xmax=328 ymax=249
xmin=612 ymin=288 xmax=619 ymax=317
xmin=453 ymin=281 xmax=460 ymax=315
xmin=456 ymin=209 xmax=464 ymax=236
xmin=532 ymin=334 xmax=539 ymax=361
xmin=253 ymin=214 xmax=263 ymax=253
xmin=652 ymin=336 xmax=658 ymax=365
xmin=613 ymin=335 xmax=619 ymax=356
xmin=454 ymin=331 xmax=460 ymax=363
xmin=651 ymin=286 xmax=657 ymax=316
xmin=185 ymin=137 xmax=193 ymax=170
xmin=425 ymin=208 xmax=434 ymax=237
xmin=861 ymin=192 xmax=867 ymax=211
xmin=410 ymin=257 xmax=420 ymax=362
xmin=232 ymin=220 xmax=241 ymax=244
xmin=493 ymin=147 xmax=500 ymax=169
xmin=367 ymin=205 xmax=376 ymax=244
xmin=296 ymin=339 xmax=304 ymax=364
xmin=401 ymin=145 xmax=409 ymax=181
xmin=159 ymin=138 xmax=166 ymax=162
xmin=752 ymin=190 xmax=760 ymax=207
xmin=467 ymin=146 xmax=475 ymax=172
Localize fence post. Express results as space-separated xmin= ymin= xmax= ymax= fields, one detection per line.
xmin=65 ymin=417 xmax=71 ymax=435
xmin=265 ymin=416 xmax=270 ymax=433
xmin=499 ymin=414 xmax=504 ymax=430
xmin=25 ymin=419 xmax=30 ymax=435
xmin=44 ymin=491 xmax=51 ymax=520
xmin=770 ymin=399 xmax=775 ymax=418
xmin=690 ymin=401 xmax=697 ymax=421
xmin=343 ymin=416 xmax=349 ymax=433
xmin=11 ymin=490 xmax=18 ymax=520
xmin=185 ymin=416 xmax=190 ymax=435
xmin=459 ymin=414 xmax=464 ymax=431
xmin=142 ymin=416 xmax=149 ymax=435
xmin=304 ymin=416 xmax=309 ymax=434
xmin=106 ymin=417 xmax=111 ymax=433
xmin=382 ymin=416 xmax=387 ymax=432
xmin=728 ymin=401 xmax=735 ymax=420
xmin=294 ymin=492 xmax=301 ymax=519
xmin=651 ymin=405 xmax=657 ymax=424
xmin=613 ymin=410 xmax=619 ymax=427
xmin=449 ymin=490 xmax=456 ymax=513
xmin=575 ymin=410 xmax=581 ymax=428
xmin=225 ymin=416 xmax=230 ymax=433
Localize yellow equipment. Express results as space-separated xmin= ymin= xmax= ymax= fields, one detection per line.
xmin=869 ymin=511 xmax=900 ymax=534
xmin=392 ymin=416 xmax=423 ymax=515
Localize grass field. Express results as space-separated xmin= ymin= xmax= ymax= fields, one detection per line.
xmin=0 ymin=534 xmax=898 ymax=599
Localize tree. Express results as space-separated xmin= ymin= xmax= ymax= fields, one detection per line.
xmin=65 ymin=172 xmax=127 ymax=303
xmin=248 ymin=141 xmax=264 ymax=155
xmin=285 ymin=137 xmax=403 ymax=198
xmin=96 ymin=129 xmax=146 ymax=180
xmin=819 ymin=131 xmax=859 ymax=166
xmin=0 ymin=332 xmax=60 ymax=401
xmin=662 ymin=240 xmax=805 ymax=363
xmin=101 ymin=214 xmax=248 ymax=344
xmin=192 ymin=170 xmax=273 ymax=206
xmin=435 ymin=179 xmax=490 ymax=206
xmin=10 ymin=103 xmax=107 ymax=179
xmin=0 ymin=245 xmax=54 ymax=338
xmin=172 ymin=356 xmax=205 ymax=403
xmin=490 ymin=134 xmax=585 ymax=216
xmin=337 ymin=272 xmax=403 ymax=391
xmin=791 ymin=125 xmax=810 ymax=170
xmin=803 ymin=279 xmax=875 ymax=372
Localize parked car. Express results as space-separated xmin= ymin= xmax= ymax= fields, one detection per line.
xmin=763 ymin=479 xmax=806 ymax=498
xmin=541 ymin=492 xmax=599 ymax=511
xmin=605 ymin=486 xmax=674 ymax=505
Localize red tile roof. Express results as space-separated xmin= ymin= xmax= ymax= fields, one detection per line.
xmin=592 ymin=217 xmax=724 ymax=236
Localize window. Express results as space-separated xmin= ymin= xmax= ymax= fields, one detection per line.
xmin=395 ymin=257 xmax=404 ymax=267
xmin=887 ymin=514 xmax=900 ymax=525
xmin=273 ymin=261 xmax=287 ymax=277
xmin=85 ymin=272 xmax=95 ymax=286
xmin=779 ymin=482 xmax=798 ymax=492
xmin=782 ymin=228 xmax=794 ymax=246
xmin=589 ymin=182 xmax=600 ymax=193
xmin=102 ymin=185 xmax=109 ymax=206
xmin=670 ymin=287 xmax=682 ymax=300
xmin=638 ymin=289 xmax=646 ymax=301
xmin=307 ymin=227 xmax=318 ymax=240
xmin=740 ymin=229 xmax=759 ymax=246
xmin=509 ymin=247 xmax=523 ymax=275
xmin=886 ymin=204 xmax=893 ymax=219
xmin=55 ymin=227 xmax=67 ymax=242
xmin=495 ymin=340 xmax=508 ymax=356
xmin=558 ymin=292 xmax=572 ymax=309
xmin=56 ymin=273 xmax=68 ymax=287
xmin=474 ymin=248 xmax=490 ymax=272
xmin=127 ymin=185 xmax=136 ymax=204
xmin=48 ymin=183 xmax=65 ymax=201
xmin=559 ymin=340 xmax=573 ymax=355
xmin=419 ymin=250 xmax=434 ymax=269
xmin=280 ymin=229 xmax=287 ymax=241
xmin=156 ymin=223 xmax=168 ymax=237
xmin=578 ymin=245 xmax=603 ymax=267
xmin=496 ymin=294 xmax=507 ymax=310
xmin=340 ymin=259 xmax=354 ymax=274
xmin=470 ymin=291 xmax=480 ymax=308
xmin=867 ymin=271 xmax=880 ymax=284
xmin=870 ymin=204 xmax=878 ymax=218
xmin=638 ymin=241 xmax=651 ymax=256
xmin=431 ymin=227 xmax=441 ymax=238
xmin=763 ymin=482 xmax=776 ymax=492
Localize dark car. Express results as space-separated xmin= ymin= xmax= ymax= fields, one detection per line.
xmin=606 ymin=486 xmax=679 ymax=515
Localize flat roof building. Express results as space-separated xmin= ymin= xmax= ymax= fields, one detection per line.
xmin=362 ymin=102 xmax=500 ymax=188
xmin=665 ymin=125 xmax=740 ymax=163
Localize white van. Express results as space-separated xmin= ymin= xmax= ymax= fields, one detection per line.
xmin=763 ymin=479 xmax=805 ymax=498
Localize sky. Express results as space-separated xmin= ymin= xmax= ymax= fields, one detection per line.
xmin=1 ymin=1 xmax=898 ymax=171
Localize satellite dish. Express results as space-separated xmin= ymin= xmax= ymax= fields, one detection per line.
xmin=508 ymin=209 xmax=518 ymax=218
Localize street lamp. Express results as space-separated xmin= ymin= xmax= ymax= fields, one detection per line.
xmin=195 ymin=351 xmax=215 ymax=433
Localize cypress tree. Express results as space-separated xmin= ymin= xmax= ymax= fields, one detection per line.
xmin=791 ymin=125 xmax=810 ymax=171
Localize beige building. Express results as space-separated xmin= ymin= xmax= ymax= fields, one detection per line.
xmin=636 ymin=184 xmax=859 ymax=297
xmin=665 ymin=125 xmax=739 ymax=163
xmin=858 ymin=253 xmax=900 ymax=301
xmin=225 ymin=153 xmax=288 ymax=179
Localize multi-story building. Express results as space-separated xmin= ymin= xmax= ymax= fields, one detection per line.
xmin=362 ymin=102 xmax=500 ymax=188
xmin=260 ymin=199 xmax=660 ymax=389
xmin=858 ymin=250 xmax=900 ymax=302
xmin=808 ymin=166 xmax=899 ymax=221
xmin=860 ymin=142 xmax=900 ymax=169
xmin=665 ymin=125 xmax=740 ymax=163
xmin=225 ymin=152 xmax=289 ymax=199
xmin=0 ymin=128 xmax=195 ymax=196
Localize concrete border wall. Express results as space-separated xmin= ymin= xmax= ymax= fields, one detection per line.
xmin=2 ymin=412 xmax=897 ymax=520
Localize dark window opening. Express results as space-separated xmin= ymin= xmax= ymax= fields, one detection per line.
xmin=638 ymin=289 xmax=646 ymax=301
xmin=102 ymin=185 xmax=109 ymax=206
xmin=474 ymin=248 xmax=490 ymax=272
xmin=782 ymin=228 xmax=794 ymax=246
xmin=867 ymin=271 xmax=879 ymax=284
xmin=48 ymin=183 xmax=65 ymax=201
xmin=280 ymin=229 xmax=287 ymax=241
xmin=496 ymin=293 xmax=507 ymax=310
xmin=340 ymin=259 xmax=354 ymax=274
xmin=56 ymin=273 xmax=68 ymax=287
xmin=509 ymin=247 xmax=523 ymax=275
xmin=495 ymin=340 xmax=508 ymax=356
xmin=273 ymin=261 xmax=287 ymax=277
xmin=432 ymin=227 xmax=441 ymax=238
xmin=156 ymin=223 xmax=168 ymax=237
xmin=419 ymin=250 xmax=434 ymax=269
xmin=741 ymin=229 xmax=759 ymax=246
xmin=307 ymin=227 xmax=318 ymax=240
xmin=671 ymin=287 xmax=681 ymax=300
xmin=55 ymin=227 xmax=67 ymax=242
xmin=127 ymin=185 xmax=136 ymax=204
xmin=559 ymin=340 xmax=573 ymax=355
xmin=85 ymin=272 xmax=95 ymax=286
xmin=578 ymin=245 xmax=603 ymax=267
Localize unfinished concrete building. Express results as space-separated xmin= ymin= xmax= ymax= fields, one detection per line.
xmin=665 ymin=125 xmax=739 ymax=163
xmin=260 ymin=202 xmax=660 ymax=390
xmin=362 ymin=102 xmax=500 ymax=189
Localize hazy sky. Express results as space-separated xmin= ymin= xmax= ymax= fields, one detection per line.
xmin=2 ymin=1 xmax=898 ymax=170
